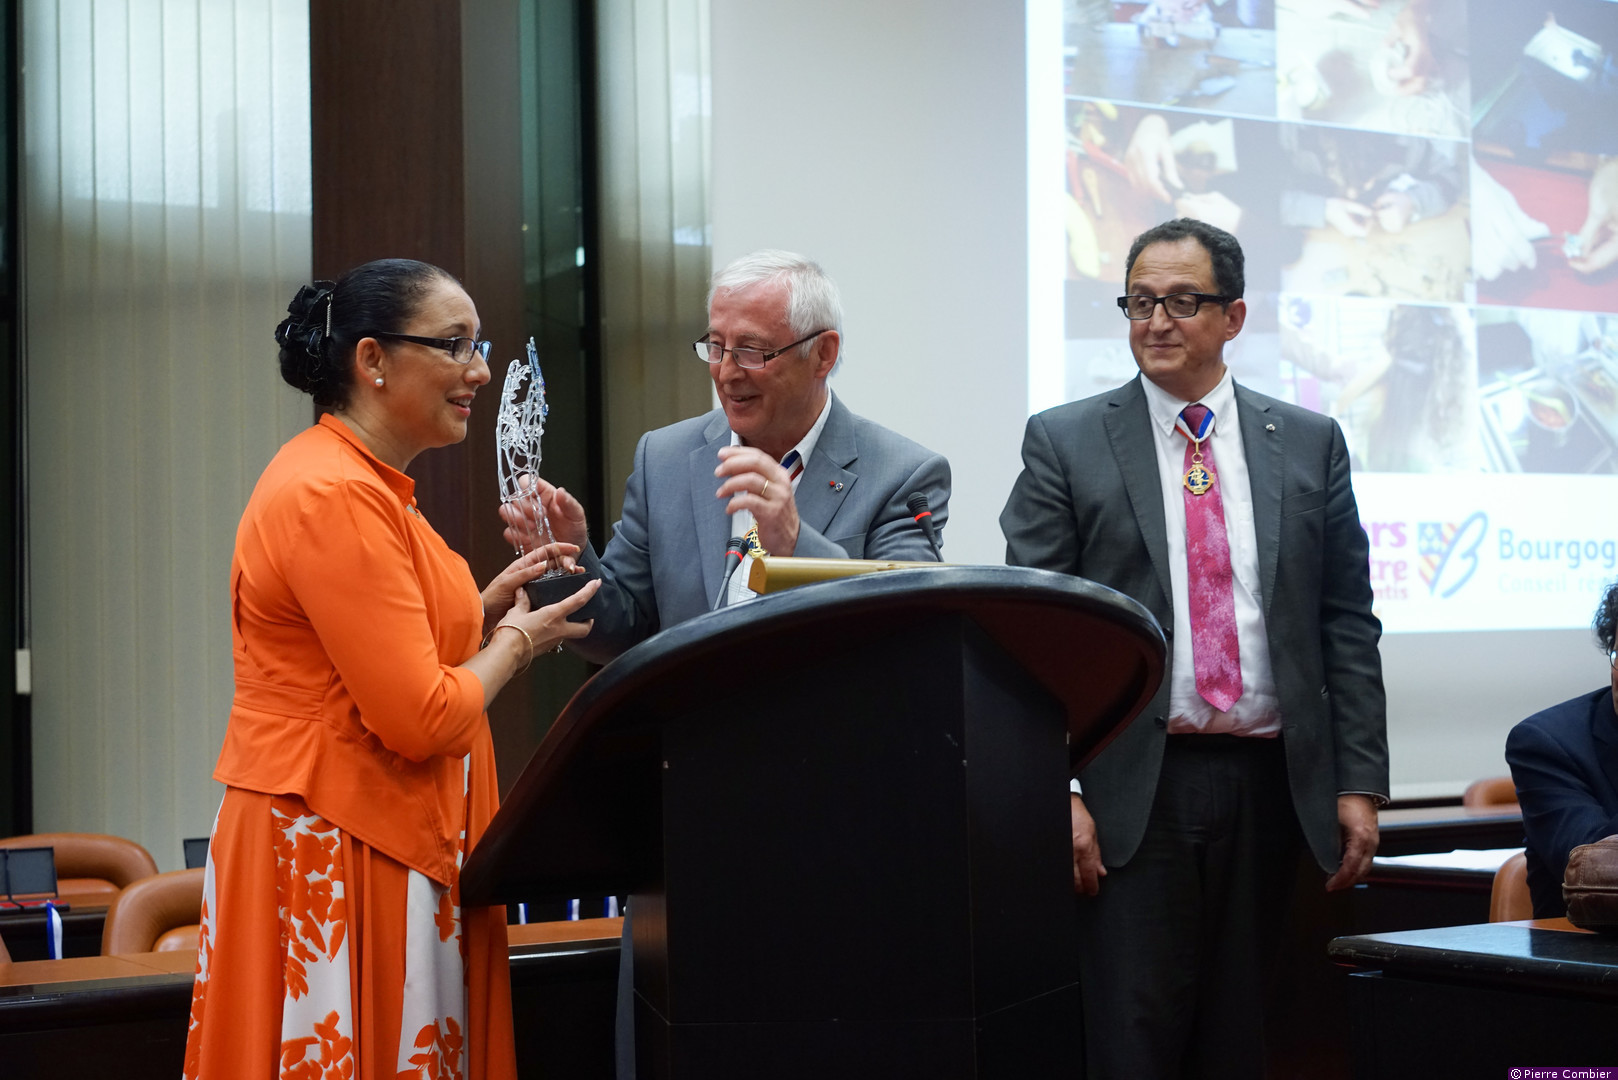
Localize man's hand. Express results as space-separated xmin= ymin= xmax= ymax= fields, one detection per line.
xmin=1570 ymin=159 xmax=1618 ymax=275
xmin=714 ymin=445 xmax=800 ymax=555
xmin=1325 ymin=197 xmax=1374 ymax=238
xmin=499 ymin=474 xmax=589 ymax=552
xmin=1071 ymin=793 xmax=1107 ymax=897
xmin=1325 ymin=793 xmax=1380 ymax=892
xmin=1125 ymin=114 xmax=1184 ymax=204
xmin=1373 ymin=190 xmax=1416 ymax=233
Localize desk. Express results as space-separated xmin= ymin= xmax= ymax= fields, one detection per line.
xmin=1265 ymin=808 xmax=1525 ymax=1079
xmin=1330 ymin=920 xmax=1618 ymax=1075
xmin=1374 ymin=804 xmax=1524 ymax=857
xmin=1357 ymin=847 xmax=1521 ymax=931
xmin=0 ymin=906 xmax=109 ymax=961
xmin=0 ymin=918 xmax=622 ymax=1080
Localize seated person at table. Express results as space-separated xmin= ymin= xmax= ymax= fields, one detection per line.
xmin=1507 ymin=579 xmax=1618 ymax=918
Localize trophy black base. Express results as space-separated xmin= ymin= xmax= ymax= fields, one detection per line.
xmin=524 ymin=570 xmax=601 ymax=622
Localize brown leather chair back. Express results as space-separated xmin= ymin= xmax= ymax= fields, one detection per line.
xmin=1490 ymin=851 xmax=1533 ymax=922
xmin=101 ymin=868 xmax=205 ymax=955
xmin=1463 ymin=776 xmax=1520 ymax=808
xmin=0 ymin=832 xmax=160 ymax=909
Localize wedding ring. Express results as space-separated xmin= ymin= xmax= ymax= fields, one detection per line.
xmin=760 ymin=479 xmax=771 ymax=498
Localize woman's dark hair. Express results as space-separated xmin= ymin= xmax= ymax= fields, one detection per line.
xmin=1367 ymin=305 xmax=1467 ymax=471
xmin=274 ymin=258 xmax=455 ymax=409
xmin=1596 ymin=580 xmax=1618 ymax=655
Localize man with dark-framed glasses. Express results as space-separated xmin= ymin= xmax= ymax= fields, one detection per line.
xmin=1001 ymin=218 xmax=1388 ymax=1077
xmin=510 ymin=247 xmax=950 ymax=661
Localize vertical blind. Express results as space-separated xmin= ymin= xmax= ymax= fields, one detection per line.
xmin=596 ymin=0 xmax=714 ymax=519
xmin=22 ymin=0 xmax=311 ymax=868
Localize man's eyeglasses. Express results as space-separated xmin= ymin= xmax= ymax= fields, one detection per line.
xmin=373 ymin=331 xmax=492 ymax=365
xmin=1116 ymin=293 xmax=1232 ymax=320
xmin=694 ymin=330 xmax=827 ymax=371
xmin=1610 ymin=647 xmax=1617 ymax=671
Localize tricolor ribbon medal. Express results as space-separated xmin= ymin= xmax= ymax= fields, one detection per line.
xmin=1176 ymin=408 xmax=1216 ymax=496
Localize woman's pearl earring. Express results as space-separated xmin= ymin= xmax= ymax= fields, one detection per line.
xmin=374 ymin=377 xmax=384 ymax=387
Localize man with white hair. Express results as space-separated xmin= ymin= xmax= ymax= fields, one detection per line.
xmin=518 ymin=249 xmax=951 ymax=1079
xmin=523 ymin=248 xmax=952 ymax=664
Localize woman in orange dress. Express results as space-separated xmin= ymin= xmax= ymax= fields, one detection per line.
xmin=183 ymin=258 xmax=598 ymax=1080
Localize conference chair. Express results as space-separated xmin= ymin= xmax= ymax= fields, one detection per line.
xmin=0 ymin=833 xmax=160 ymax=908
xmin=1463 ymin=776 xmax=1520 ymax=808
xmin=1488 ymin=851 xmax=1533 ymax=922
xmin=100 ymin=868 xmax=204 ymax=955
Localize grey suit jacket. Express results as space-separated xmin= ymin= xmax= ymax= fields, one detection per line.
xmin=999 ymin=376 xmax=1388 ymax=873
xmin=575 ymin=392 xmax=951 ymax=665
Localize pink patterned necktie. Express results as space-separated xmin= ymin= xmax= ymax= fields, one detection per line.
xmin=1177 ymin=403 xmax=1242 ymax=712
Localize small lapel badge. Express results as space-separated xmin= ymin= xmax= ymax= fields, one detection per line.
xmin=1265 ymin=424 xmax=1276 ymax=432
xmin=830 ymin=480 xmax=844 ymax=492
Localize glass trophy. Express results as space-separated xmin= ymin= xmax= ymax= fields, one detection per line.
xmin=497 ymin=338 xmax=595 ymax=614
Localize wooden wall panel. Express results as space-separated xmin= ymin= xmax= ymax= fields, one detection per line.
xmin=310 ymin=0 xmax=534 ymax=786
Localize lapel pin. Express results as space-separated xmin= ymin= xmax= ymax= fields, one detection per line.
xmin=1265 ymin=424 xmax=1275 ymax=432
xmin=830 ymin=480 xmax=844 ymax=492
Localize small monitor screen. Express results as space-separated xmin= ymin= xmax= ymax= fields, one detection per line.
xmin=183 ymin=837 xmax=210 ymax=870
xmin=4 ymin=847 xmax=59 ymax=899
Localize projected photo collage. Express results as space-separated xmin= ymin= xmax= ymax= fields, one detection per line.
xmin=1061 ymin=0 xmax=1618 ymax=479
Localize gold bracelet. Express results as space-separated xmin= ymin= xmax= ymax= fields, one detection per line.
xmin=486 ymin=623 xmax=535 ymax=676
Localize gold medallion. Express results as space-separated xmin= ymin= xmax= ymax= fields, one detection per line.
xmin=743 ymin=522 xmax=769 ymax=559
xmin=1183 ymin=463 xmax=1214 ymax=496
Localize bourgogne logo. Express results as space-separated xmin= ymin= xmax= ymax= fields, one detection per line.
xmin=1416 ymin=512 xmax=1487 ymax=599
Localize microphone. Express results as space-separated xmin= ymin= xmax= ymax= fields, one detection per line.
xmin=907 ymin=492 xmax=943 ymax=561
xmin=712 ymin=537 xmax=748 ymax=610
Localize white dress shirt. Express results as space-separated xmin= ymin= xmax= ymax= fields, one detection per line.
xmin=725 ymin=393 xmax=834 ymax=606
xmin=1139 ymin=370 xmax=1281 ymax=736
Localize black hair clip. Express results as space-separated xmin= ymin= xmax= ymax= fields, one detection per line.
xmin=284 ymin=280 xmax=336 ymax=357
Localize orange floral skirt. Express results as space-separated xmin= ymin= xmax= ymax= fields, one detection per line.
xmin=182 ymin=788 xmax=516 ymax=1080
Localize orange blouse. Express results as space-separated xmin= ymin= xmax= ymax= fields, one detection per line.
xmin=215 ymin=414 xmax=494 ymax=886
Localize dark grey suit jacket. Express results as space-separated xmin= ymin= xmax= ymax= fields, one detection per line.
xmin=575 ymin=392 xmax=951 ymax=665
xmin=999 ymin=376 xmax=1388 ymax=873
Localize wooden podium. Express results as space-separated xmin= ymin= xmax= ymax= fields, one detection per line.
xmin=461 ymin=565 xmax=1165 ymax=1078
